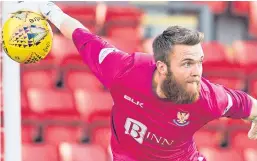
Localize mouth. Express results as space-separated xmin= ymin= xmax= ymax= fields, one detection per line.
xmin=187 ymin=81 xmax=200 ymax=84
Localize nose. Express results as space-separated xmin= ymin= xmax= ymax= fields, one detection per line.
xmin=191 ymin=63 xmax=202 ymax=77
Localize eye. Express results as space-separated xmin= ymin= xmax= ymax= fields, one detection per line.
xmin=184 ymin=62 xmax=192 ymax=68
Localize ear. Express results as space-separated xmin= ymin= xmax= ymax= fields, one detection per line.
xmin=156 ymin=61 xmax=168 ymax=75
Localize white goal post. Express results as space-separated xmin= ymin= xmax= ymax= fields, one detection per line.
xmin=2 ymin=1 xmax=22 ymax=161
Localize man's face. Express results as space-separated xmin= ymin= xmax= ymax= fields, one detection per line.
xmin=161 ymin=44 xmax=204 ymax=104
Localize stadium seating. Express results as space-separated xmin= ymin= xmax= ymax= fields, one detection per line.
xmin=193 ymin=2 xmax=228 ymax=14
xmin=248 ymin=2 xmax=257 ymax=37
xmin=248 ymin=78 xmax=257 ymax=98
xmin=21 ymin=91 xmax=37 ymax=120
xmin=60 ymin=54 xmax=88 ymax=72
xmin=74 ymin=89 xmax=112 ymax=121
xmin=91 ymin=125 xmax=111 ymax=148
xmin=26 ymin=88 xmax=79 ymax=122
xmin=202 ymin=41 xmax=246 ymax=90
xmin=50 ymin=34 xmax=78 ymax=63
xmin=199 ymin=147 xmax=244 ymax=161
xmin=59 ymin=142 xmax=107 ymax=161
xmin=230 ymin=129 xmax=257 ymax=150
xmin=89 ymin=118 xmax=111 ymax=151
xmin=22 ymin=124 xmax=39 ymax=143
xmin=202 ymin=41 xmax=235 ymax=69
xmin=232 ymin=41 xmax=257 ymax=74
xmin=2 ymin=2 xmax=256 ymax=161
xmin=231 ymin=1 xmax=250 ymax=17
xmin=64 ymin=71 xmax=104 ymax=92
xmin=22 ymin=144 xmax=59 ymax=161
xmin=21 ymin=70 xmax=58 ymax=90
xmin=0 ymin=87 xmax=2 ymax=111
xmin=61 ymin=5 xmax=97 ymax=33
xmin=105 ymin=5 xmax=143 ymax=27
xmin=194 ymin=127 xmax=227 ymax=148
xmin=104 ymin=5 xmax=143 ymax=53
xmin=43 ymin=125 xmax=83 ymax=145
xmin=244 ymin=148 xmax=257 ymax=161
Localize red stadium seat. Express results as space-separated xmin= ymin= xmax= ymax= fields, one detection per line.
xmin=64 ymin=71 xmax=104 ymax=92
xmin=202 ymin=41 xmax=232 ymax=66
xmin=193 ymin=2 xmax=228 ymax=14
xmin=59 ymin=143 xmax=107 ymax=161
xmin=248 ymin=79 xmax=257 ymax=98
xmin=199 ymin=147 xmax=243 ymax=161
xmin=22 ymin=125 xmax=32 ymax=143
xmin=26 ymin=88 xmax=79 ymax=121
xmin=21 ymin=91 xmax=37 ymax=120
xmin=0 ymin=88 xmax=2 ymax=111
xmin=105 ymin=5 xmax=143 ymax=25
xmin=102 ymin=36 xmax=141 ymax=54
xmin=22 ymin=144 xmax=59 ymax=161
xmin=61 ymin=5 xmax=97 ymax=33
xmin=108 ymin=36 xmax=141 ymax=53
xmin=226 ymin=118 xmax=250 ymax=130
xmin=249 ymin=2 xmax=257 ymax=37
xmin=50 ymin=34 xmax=78 ymax=63
xmin=202 ymin=42 xmax=246 ymax=90
xmin=90 ymin=124 xmax=111 ymax=151
xmin=244 ymin=148 xmax=257 ymax=161
xmin=232 ymin=41 xmax=257 ymax=75
xmin=194 ymin=129 xmax=224 ymax=148
xmin=230 ymin=130 xmax=257 ymax=150
xmin=104 ymin=6 xmax=143 ymax=52
xmin=108 ymin=26 xmax=142 ymax=41
xmin=21 ymin=70 xmax=58 ymax=90
xmin=60 ymin=54 xmax=89 ymax=71
xmin=22 ymin=124 xmax=39 ymax=143
xmin=231 ymin=1 xmax=250 ymax=16
xmin=43 ymin=125 xmax=83 ymax=145
xmin=74 ymin=89 xmax=113 ymax=121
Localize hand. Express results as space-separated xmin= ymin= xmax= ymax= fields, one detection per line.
xmin=248 ymin=121 xmax=257 ymax=140
xmin=39 ymin=1 xmax=63 ymax=20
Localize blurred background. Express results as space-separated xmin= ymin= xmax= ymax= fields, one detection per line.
xmin=1 ymin=1 xmax=257 ymax=161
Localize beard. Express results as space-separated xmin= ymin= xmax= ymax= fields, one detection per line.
xmin=161 ymin=70 xmax=200 ymax=104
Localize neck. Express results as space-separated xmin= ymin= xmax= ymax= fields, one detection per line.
xmin=152 ymin=70 xmax=166 ymax=99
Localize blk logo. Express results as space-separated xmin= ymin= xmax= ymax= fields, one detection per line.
xmin=124 ymin=95 xmax=144 ymax=108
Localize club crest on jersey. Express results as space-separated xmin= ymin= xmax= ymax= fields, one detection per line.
xmin=173 ymin=112 xmax=190 ymax=126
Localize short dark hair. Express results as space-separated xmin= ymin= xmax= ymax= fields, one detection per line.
xmin=152 ymin=26 xmax=204 ymax=64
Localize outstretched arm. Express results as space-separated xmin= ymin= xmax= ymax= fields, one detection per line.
xmin=206 ymin=81 xmax=257 ymax=140
xmin=38 ymin=2 xmax=134 ymax=89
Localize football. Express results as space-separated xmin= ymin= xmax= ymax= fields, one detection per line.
xmin=1 ymin=11 xmax=53 ymax=64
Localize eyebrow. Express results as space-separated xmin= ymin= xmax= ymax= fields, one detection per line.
xmin=181 ymin=56 xmax=204 ymax=62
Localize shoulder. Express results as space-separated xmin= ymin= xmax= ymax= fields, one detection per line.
xmin=133 ymin=52 xmax=155 ymax=66
xmin=200 ymin=77 xmax=228 ymax=117
xmin=112 ymin=53 xmax=155 ymax=92
xmin=118 ymin=52 xmax=155 ymax=75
